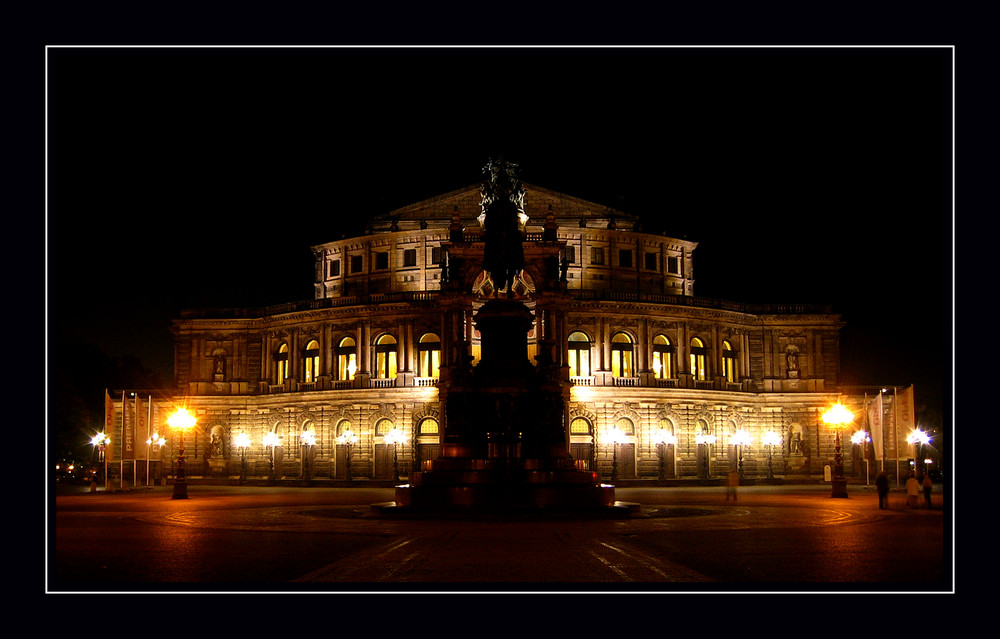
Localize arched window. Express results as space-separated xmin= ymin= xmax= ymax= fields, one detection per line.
xmin=336 ymin=419 xmax=353 ymax=437
xmin=418 ymin=333 xmax=441 ymax=379
xmin=611 ymin=332 xmax=634 ymax=378
xmin=568 ymin=331 xmax=591 ymax=378
xmin=616 ymin=417 xmax=635 ymax=435
xmin=375 ymin=334 xmax=397 ymax=379
xmin=418 ymin=417 xmax=439 ymax=435
xmin=275 ymin=343 xmax=289 ymax=383
xmin=375 ymin=418 xmax=394 ymax=436
xmin=722 ymin=340 xmax=737 ymax=383
xmin=652 ymin=334 xmax=674 ymax=379
xmin=690 ymin=337 xmax=707 ymax=380
xmin=303 ymin=339 xmax=320 ymax=383
xmin=336 ymin=336 xmax=357 ymax=380
xmin=570 ymin=417 xmax=593 ymax=435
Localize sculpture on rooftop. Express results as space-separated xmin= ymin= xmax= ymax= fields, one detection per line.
xmin=480 ymin=157 xmax=526 ymax=297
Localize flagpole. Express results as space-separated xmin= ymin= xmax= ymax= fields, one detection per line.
xmin=146 ymin=394 xmax=152 ymax=487
xmin=894 ymin=386 xmax=900 ymax=488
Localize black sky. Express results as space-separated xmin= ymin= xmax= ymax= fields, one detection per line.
xmin=46 ymin=46 xmax=952 ymax=410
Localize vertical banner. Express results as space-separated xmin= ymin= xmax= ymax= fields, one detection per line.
xmin=129 ymin=394 xmax=144 ymax=461
xmin=104 ymin=389 xmax=116 ymax=462
xmin=896 ymin=385 xmax=916 ymax=454
xmin=868 ymin=392 xmax=884 ymax=462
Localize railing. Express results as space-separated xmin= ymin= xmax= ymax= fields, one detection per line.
xmin=570 ymin=376 xmax=594 ymax=386
xmin=655 ymin=378 xmax=677 ymax=388
xmin=415 ymin=377 xmax=439 ymax=387
xmin=614 ymin=376 xmax=640 ymax=387
xmin=371 ymin=378 xmax=396 ymax=388
xmin=332 ymin=380 xmax=354 ymax=390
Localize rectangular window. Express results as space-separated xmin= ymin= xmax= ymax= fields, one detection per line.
xmin=667 ymin=256 xmax=680 ymax=274
xmin=591 ymin=247 xmax=604 ymax=265
xmin=350 ymin=255 xmax=363 ymax=273
xmin=619 ymin=249 xmax=633 ymax=268
xmin=564 ymin=246 xmax=576 ymax=263
xmin=403 ymin=248 xmax=417 ymax=267
xmin=375 ymin=251 xmax=389 ymax=270
xmin=327 ymin=259 xmax=340 ymax=278
xmin=431 ymin=246 xmax=442 ymax=265
xmin=644 ymin=252 xmax=657 ymax=271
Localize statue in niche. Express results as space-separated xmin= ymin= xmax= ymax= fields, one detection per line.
xmin=789 ymin=427 xmax=803 ymax=456
xmin=480 ymin=157 xmax=525 ymax=297
xmin=785 ymin=347 xmax=799 ymax=378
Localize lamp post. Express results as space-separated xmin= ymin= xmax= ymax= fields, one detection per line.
xmin=145 ymin=433 xmax=165 ymax=487
xmin=234 ymin=432 xmax=251 ymax=484
xmin=851 ymin=430 xmax=871 ymax=487
xmin=337 ymin=429 xmax=359 ymax=482
xmin=695 ymin=433 xmax=716 ymax=478
xmin=822 ymin=402 xmax=853 ymax=498
xmin=651 ymin=428 xmax=677 ymax=480
xmin=263 ymin=431 xmax=281 ymax=483
xmin=300 ymin=430 xmax=316 ymax=482
xmin=384 ymin=427 xmax=408 ymax=482
xmin=732 ymin=429 xmax=753 ymax=479
xmin=608 ymin=427 xmax=629 ymax=481
xmin=906 ymin=429 xmax=931 ymax=476
xmin=166 ymin=407 xmax=197 ymax=499
xmin=762 ymin=430 xmax=781 ymax=480
xmin=90 ymin=433 xmax=111 ymax=491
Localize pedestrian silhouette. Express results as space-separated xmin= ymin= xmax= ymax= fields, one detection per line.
xmin=875 ymin=471 xmax=890 ymax=509
xmin=905 ymin=472 xmax=920 ymax=508
xmin=726 ymin=470 xmax=739 ymax=501
xmin=922 ymin=474 xmax=933 ymax=508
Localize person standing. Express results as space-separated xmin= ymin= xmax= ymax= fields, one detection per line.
xmin=726 ymin=469 xmax=739 ymax=501
xmin=875 ymin=471 xmax=890 ymax=509
xmin=905 ymin=473 xmax=920 ymax=508
xmin=922 ymin=473 xmax=933 ymax=508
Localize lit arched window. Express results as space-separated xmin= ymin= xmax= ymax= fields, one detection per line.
xmin=570 ymin=417 xmax=593 ymax=435
xmin=418 ymin=417 xmax=439 ymax=435
xmin=418 ymin=333 xmax=441 ymax=379
xmin=303 ymin=339 xmax=320 ymax=383
xmin=568 ymin=331 xmax=591 ymax=378
xmin=375 ymin=418 xmax=394 ymax=436
xmin=375 ymin=334 xmax=397 ymax=379
xmin=336 ymin=336 xmax=357 ymax=380
xmin=722 ymin=340 xmax=737 ymax=383
xmin=690 ymin=337 xmax=707 ymax=380
xmin=616 ymin=417 xmax=635 ymax=435
xmin=275 ymin=343 xmax=289 ymax=383
xmin=652 ymin=334 xmax=674 ymax=379
xmin=611 ymin=332 xmax=634 ymax=378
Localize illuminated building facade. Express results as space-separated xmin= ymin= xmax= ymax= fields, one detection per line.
xmin=133 ymin=182 xmax=914 ymax=485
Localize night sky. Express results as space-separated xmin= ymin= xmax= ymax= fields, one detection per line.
xmin=46 ymin=46 xmax=952 ymax=411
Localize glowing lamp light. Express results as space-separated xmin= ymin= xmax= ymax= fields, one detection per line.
xmin=263 ymin=432 xmax=281 ymax=448
xmin=384 ymin=428 xmax=408 ymax=446
xmin=821 ymin=403 xmax=854 ymax=428
xmin=91 ymin=433 xmax=111 ymax=447
xmin=337 ymin=429 xmax=359 ymax=446
xmin=167 ymin=407 xmax=197 ymax=431
xmin=234 ymin=432 xmax=251 ymax=449
xmin=851 ymin=430 xmax=870 ymax=446
xmin=762 ymin=431 xmax=781 ymax=447
xmin=906 ymin=430 xmax=931 ymax=446
xmin=732 ymin=429 xmax=753 ymax=447
xmin=607 ymin=427 xmax=630 ymax=445
xmin=652 ymin=428 xmax=677 ymax=446
xmin=300 ymin=430 xmax=317 ymax=447
xmin=347 ymin=360 xmax=357 ymax=377
xmin=695 ymin=433 xmax=717 ymax=445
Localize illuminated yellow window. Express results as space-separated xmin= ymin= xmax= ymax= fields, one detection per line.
xmin=336 ymin=337 xmax=357 ymax=380
xmin=570 ymin=417 xmax=592 ymax=435
xmin=652 ymin=334 xmax=674 ymax=378
xmin=611 ymin=332 xmax=634 ymax=378
xmin=418 ymin=418 xmax=439 ymax=435
xmin=722 ymin=340 xmax=737 ymax=383
xmin=418 ymin=333 xmax=441 ymax=378
xmin=568 ymin=331 xmax=591 ymax=378
xmin=690 ymin=337 xmax=707 ymax=380
xmin=275 ymin=343 xmax=289 ymax=383
xmin=303 ymin=340 xmax=320 ymax=383
xmin=375 ymin=334 xmax=397 ymax=379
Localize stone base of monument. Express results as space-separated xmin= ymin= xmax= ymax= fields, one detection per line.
xmin=373 ymin=452 xmax=638 ymax=517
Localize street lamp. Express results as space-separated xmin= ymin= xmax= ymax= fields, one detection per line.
xmin=336 ymin=429 xmax=359 ymax=481
xmin=906 ymin=429 xmax=931 ymax=476
xmin=695 ymin=433 xmax=717 ymax=478
xmin=732 ymin=429 xmax=753 ymax=479
xmin=762 ymin=430 xmax=781 ymax=480
xmin=166 ymin=407 xmax=197 ymax=499
xmin=851 ymin=430 xmax=872 ymax=487
xmin=263 ymin=431 xmax=281 ymax=482
xmin=145 ymin=432 xmax=166 ymax=487
xmin=608 ymin=427 xmax=629 ymax=481
xmin=234 ymin=432 xmax=251 ymax=484
xmin=822 ymin=402 xmax=853 ymax=498
xmin=384 ymin=427 xmax=408 ymax=482
xmin=651 ymin=428 xmax=677 ymax=480
xmin=300 ymin=430 xmax=316 ymax=482
xmin=90 ymin=432 xmax=111 ymax=490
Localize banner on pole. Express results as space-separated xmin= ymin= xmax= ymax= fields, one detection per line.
xmin=868 ymin=392 xmax=884 ymax=462
xmin=104 ymin=389 xmax=116 ymax=463
xmin=896 ymin=385 xmax=916 ymax=457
